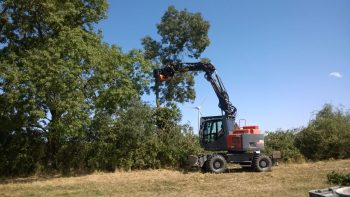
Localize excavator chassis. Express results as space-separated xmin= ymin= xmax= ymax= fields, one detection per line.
xmin=187 ymin=151 xmax=280 ymax=173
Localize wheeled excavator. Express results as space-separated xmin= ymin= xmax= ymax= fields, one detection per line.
xmin=154 ymin=62 xmax=280 ymax=173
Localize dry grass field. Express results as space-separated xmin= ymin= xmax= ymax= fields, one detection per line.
xmin=0 ymin=159 xmax=349 ymax=197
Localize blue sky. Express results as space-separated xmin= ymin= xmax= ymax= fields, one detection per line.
xmin=97 ymin=0 xmax=350 ymax=132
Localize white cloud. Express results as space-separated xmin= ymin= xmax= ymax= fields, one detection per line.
xmin=329 ymin=72 xmax=342 ymax=78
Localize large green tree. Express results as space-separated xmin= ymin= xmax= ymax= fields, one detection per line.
xmin=0 ymin=1 xmax=204 ymax=176
xmin=0 ymin=0 xmax=152 ymax=171
xmin=142 ymin=6 xmax=210 ymax=106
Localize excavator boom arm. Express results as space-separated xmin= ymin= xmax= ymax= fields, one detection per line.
xmin=153 ymin=62 xmax=237 ymax=118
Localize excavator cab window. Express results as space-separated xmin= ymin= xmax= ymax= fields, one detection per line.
xmin=202 ymin=119 xmax=223 ymax=143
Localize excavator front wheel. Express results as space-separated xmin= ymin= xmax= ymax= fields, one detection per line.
xmin=207 ymin=154 xmax=227 ymax=173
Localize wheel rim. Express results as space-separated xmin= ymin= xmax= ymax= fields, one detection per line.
xmin=214 ymin=161 xmax=222 ymax=169
xmin=260 ymin=160 xmax=267 ymax=168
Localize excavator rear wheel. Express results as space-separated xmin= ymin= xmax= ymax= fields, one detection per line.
xmin=252 ymin=154 xmax=272 ymax=172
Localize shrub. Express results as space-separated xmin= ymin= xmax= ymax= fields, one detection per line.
xmin=56 ymin=139 xmax=91 ymax=175
xmin=295 ymin=104 xmax=350 ymax=160
xmin=88 ymin=101 xmax=203 ymax=171
xmin=0 ymin=130 xmax=45 ymax=177
xmin=264 ymin=129 xmax=304 ymax=162
xmin=327 ymin=171 xmax=350 ymax=186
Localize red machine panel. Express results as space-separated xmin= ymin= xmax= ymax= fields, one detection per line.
xmin=226 ymin=125 xmax=262 ymax=151
xmin=226 ymin=133 xmax=242 ymax=150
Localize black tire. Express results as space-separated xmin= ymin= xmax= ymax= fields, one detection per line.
xmin=252 ymin=154 xmax=272 ymax=172
xmin=207 ymin=154 xmax=227 ymax=173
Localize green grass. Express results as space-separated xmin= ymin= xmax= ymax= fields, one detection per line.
xmin=1 ymin=159 xmax=349 ymax=196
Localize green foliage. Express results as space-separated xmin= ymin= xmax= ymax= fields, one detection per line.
xmin=265 ymin=104 xmax=350 ymax=162
xmin=89 ymin=100 xmax=202 ymax=171
xmin=264 ymin=129 xmax=304 ymax=162
xmin=155 ymin=5 xmax=210 ymax=60
xmin=327 ymin=171 xmax=350 ymax=186
xmin=0 ymin=130 xmax=45 ymax=176
xmin=295 ymin=104 xmax=350 ymax=160
xmin=0 ymin=0 xmax=160 ymax=176
xmin=0 ymin=0 xmax=108 ymax=49
xmin=142 ymin=5 xmax=210 ymax=105
xmin=97 ymin=101 xmax=160 ymax=170
xmin=142 ymin=6 xmax=210 ymax=63
xmin=154 ymin=105 xmax=181 ymax=130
